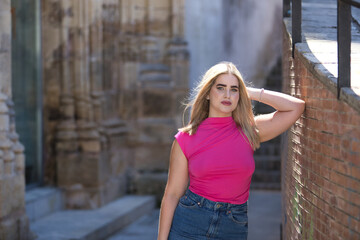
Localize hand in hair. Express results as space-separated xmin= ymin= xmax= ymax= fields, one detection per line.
xmin=247 ymin=87 xmax=305 ymax=142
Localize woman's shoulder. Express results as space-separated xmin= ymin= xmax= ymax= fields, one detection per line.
xmin=175 ymin=130 xmax=191 ymax=139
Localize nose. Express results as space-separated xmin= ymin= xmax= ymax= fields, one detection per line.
xmin=225 ymin=89 xmax=230 ymax=98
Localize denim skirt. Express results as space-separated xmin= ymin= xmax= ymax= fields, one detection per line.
xmin=169 ymin=189 xmax=248 ymax=240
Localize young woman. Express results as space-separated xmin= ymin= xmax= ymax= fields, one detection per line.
xmin=158 ymin=62 xmax=305 ymax=240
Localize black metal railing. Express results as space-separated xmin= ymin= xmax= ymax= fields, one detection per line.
xmin=284 ymin=0 xmax=360 ymax=98
xmin=338 ymin=0 xmax=360 ymax=97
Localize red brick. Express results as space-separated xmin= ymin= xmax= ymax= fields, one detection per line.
xmin=350 ymin=166 xmax=360 ymax=180
xmin=332 ymin=147 xmax=342 ymax=160
xmin=344 ymin=151 xmax=360 ymax=166
xmin=301 ymin=77 xmax=312 ymax=87
xmin=320 ymin=144 xmax=333 ymax=158
xmin=341 ymin=139 xmax=351 ymax=150
xmin=283 ymin=27 xmax=360 ymax=239
xmin=347 ymin=177 xmax=360 ymax=193
xmin=333 ymin=197 xmax=360 ymax=219
xmin=319 ymin=166 xmax=331 ymax=179
xmin=328 ymin=134 xmax=340 ymax=146
xmin=351 ymin=140 xmax=360 ymax=153
xmin=349 ymin=218 xmax=360 ymax=233
xmin=330 ymin=171 xmax=348 ymax=186
xmin=323 ymin=178 xmax=347 ymax=198
xmin=320 ymin=90 xmax=331 ymax=99
xmin=329 ymin=159 xmax=349 ymax=176
xmin=350 ymin=114 xmax=360 ymax=127
xmin=332 ymin=101 xmax=345 ymax=112
xmin=340 ymin=112 xmax=351 ymax=124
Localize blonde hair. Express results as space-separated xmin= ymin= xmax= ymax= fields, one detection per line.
xmin=180 ymin=61 xmax=260 ymax=150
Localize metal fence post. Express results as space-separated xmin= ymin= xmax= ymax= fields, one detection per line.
xmin=292 ymin=0 xmax=302 ymax=57
xmin=337 ymin=0 xmax=351 ymax=98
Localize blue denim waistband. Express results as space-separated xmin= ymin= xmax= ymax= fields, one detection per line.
xmin=184 ymin=189 xmax=248 ymax=212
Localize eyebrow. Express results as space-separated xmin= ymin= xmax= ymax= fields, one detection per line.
xmin=216 ymin=84 xmax=239 ymax=89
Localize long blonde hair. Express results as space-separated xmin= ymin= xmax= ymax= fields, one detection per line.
xmin=180 ymin=61 xmax=260 ymax=150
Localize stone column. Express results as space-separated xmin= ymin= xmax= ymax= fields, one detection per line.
xmin=54 ymin=0 xmax=105 ymax=209
xmin=42 ymin=0 xmax=131 ymax=209
xmin=0 ymin=0 xmax=30 ymax=238
xmin=53 ymin=0 xmax=81 ymax=207
xmin=168 ymin=0 xmax=189 ymax=127
xmin=101 ymin=0 xmax=133 ymax=205
xmin=170 ymin=0 xmax=184 ymax=40
xmin=125 ymin=0 xmax=189 ymax=203
xmin=89 ymin=0 xmax=104 ymax=124
xmin=42 ymin=0 xmax=63 ymax=184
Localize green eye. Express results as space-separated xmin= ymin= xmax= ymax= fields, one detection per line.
xmin=231 ymin=88 xmax=238 ymax=92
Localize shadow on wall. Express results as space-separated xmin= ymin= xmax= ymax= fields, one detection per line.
xmin=185 ymin=0 xmax=282 ymax=88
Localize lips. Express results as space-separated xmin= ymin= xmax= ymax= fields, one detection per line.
xmin=221 ymin=101 xmax=232 ymax=106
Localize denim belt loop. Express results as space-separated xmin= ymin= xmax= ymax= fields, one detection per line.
xmin=200 ymin=197 xmax=204 ymax=206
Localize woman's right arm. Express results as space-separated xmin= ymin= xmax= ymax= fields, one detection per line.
xmin=158 ymin=139 xmax=189 ymax=240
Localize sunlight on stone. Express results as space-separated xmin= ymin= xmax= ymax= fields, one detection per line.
xmin=304 ymin=37 xmax=360 ymax=89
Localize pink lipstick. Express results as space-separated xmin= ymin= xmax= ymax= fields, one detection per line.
xmin=221 ymin=101 xmax=231 ymax=106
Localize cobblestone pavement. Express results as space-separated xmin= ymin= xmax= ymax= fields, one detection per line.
xmin=108 ymin=190 xmax=281 ymax=240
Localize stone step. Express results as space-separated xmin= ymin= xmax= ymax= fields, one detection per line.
xmin=255 ymin=143 xmax=281 ymax=156
xmin=139 ymin=72 xmax=171 ymax=83
xmin=252 ymin=170 xmax=281 ymax=183
xmin=254 ymin=157 xmax=281 ymax=171
xmin=250 ymin=182 xmax=281 ymax=190
xmin=139 ymin=63 xmax=170 ymax=73
xmin=106 ymin=209 xmax=159 ymax=240
xmin=138 ymin=63 xmax=171 ymax=87
xmin=30 ymin=195 xmax=156 ymax=240
xmin=26 ymin=187 xmax=64 ymax=223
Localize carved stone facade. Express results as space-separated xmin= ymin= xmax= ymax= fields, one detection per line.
xmin=0 ymin=2 xmax=187 ymax=238
xmin=0 ymin=0 xmax=30 ymax=239
xmin=42 ymin=0 xmax=188 ymax=208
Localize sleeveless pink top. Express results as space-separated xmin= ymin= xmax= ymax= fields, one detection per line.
xmin=175 ymin=116 xmax=255 ymax=204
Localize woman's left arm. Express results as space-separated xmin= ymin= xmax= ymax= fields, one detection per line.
xmin=247 ymin=87 xmax=305 ymax=143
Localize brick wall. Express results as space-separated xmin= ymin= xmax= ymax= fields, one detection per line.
xmin=282 ymin=23 xmax=360 ymax=239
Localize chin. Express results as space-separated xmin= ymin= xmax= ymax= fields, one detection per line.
xmin=221 ymin=107 xmax=236 ymax=113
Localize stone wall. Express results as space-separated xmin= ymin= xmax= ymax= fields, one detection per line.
xmin=0 ymin=0 xmax=30 ymax=238
xmin=118 ymin=0 xmax=189 ymax=203
xmin=282 ymin=21 xmax=360 ymax=239
xmin=42 ymin=0 xmax=189 ymax=208
xmin=42 ymin=0 xmax=120 ymax=209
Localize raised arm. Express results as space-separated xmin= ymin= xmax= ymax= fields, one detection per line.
xmin=247 ymin=87 xmax=305 ymax=143
xmin=158 ymin=140 xmax=189 ymax=240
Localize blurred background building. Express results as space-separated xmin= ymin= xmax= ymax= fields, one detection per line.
xmin=0 ymin=0 xmax=294 ymax=239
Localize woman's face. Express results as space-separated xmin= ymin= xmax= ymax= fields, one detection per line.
xmin=207 ymin=73 xmax=240 ymax=118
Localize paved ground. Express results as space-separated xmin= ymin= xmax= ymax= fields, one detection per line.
xmin=107 ymin=190 xmax=281 ymax=240
xmin=30 ymin=195 xmax=156 ymax=240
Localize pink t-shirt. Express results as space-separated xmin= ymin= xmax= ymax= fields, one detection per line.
xmin=175 ymin=116 xmax=255 ymax=204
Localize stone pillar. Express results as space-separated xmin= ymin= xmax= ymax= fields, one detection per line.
xmin=41 ymin=0 xmax=130 ymax=209
xmin=168 ymin=0 xmax=189 ymax=127
xmin=89 ymin=0 xmax=104 ymax=124
xmin=101 ymin=0 xmax=132 ymax=205
xmin=0 ymin=0 xmax=30 ymax=238
xmin=171 ymin=0 xmax=185 ymax=40
xmin=122 ymin=0 xmax=189 ymax=203
xmin=41 ymin=0 xmax=188 ymax=208
xmin=42 ymin=0 xmax=62 ymax=184
xmin=56 ymin=0 xmax=111 ymax=209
